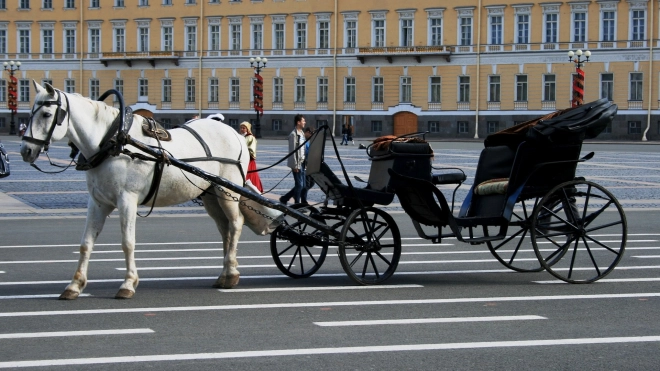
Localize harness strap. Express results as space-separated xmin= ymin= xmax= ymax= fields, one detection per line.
xmin=177 ymin=124 xmax=245 ymax=182
xmin=179 ymin=125 xmax=212 ymax=157
xmin=140 ymin=159 xmax=165 ymax=206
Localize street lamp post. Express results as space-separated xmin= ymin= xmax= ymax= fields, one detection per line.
xmin=567 ymin=49 xmax=591 ymax=107
xmin=3 ymin=60 xmax=21 ymax=136
xmin=249 ymin=57 xmax=267 ymax=138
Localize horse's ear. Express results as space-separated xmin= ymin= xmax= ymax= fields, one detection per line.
xmin=32 ymin=79 xmax=44 ymax=93
xmin=44 ymin=82 xmax=56 ymax=97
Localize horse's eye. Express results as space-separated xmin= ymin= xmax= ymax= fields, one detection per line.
xmin=43 ymin=112 xmax=52 ymax=118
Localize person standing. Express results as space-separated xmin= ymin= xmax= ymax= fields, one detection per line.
xmin=240 ymin=121 xmax=263 ymax=193
xmin=279 ymin=114 xmax=306 ymax=205
xmin=340 ymin=123 xmax=348 ymax=145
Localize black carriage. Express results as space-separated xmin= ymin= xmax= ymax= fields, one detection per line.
xmin=270 ymin=98 xmax=627 ymax=285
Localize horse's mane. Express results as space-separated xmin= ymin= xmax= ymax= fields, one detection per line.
xmin=58 ymin=89 xmax=119 ymax=123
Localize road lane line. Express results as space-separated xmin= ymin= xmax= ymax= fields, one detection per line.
xmin=314 ymin=315 xmax=546 ymax=327
xmin=633 ymin=255 xmax=660 ymax=258
xmin=0 ymin=329 xmax=153 ymax=340
xmin=115 ymin=265 xmax=275 ymax=271
xmin=534 ymin=277 xmax=660 ymax=284
xmin=218 ymin=284 xmax=423 ymax=293
xmin=0 ymin=294 xmax=90 ymax=300
xmin=0 ymin=293 xmax=658 ymax=317
xmin=0 ymin=336 xmax=659 ymax=368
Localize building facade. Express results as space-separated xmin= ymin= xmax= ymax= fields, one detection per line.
xmin=0 ymin=0 xmax=659 ymax=140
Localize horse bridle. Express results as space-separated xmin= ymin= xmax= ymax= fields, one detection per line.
xmin=23 ymin=89 xmax=69 ymax=152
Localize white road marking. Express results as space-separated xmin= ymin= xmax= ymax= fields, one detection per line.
xmin=534 ymin=277 xmax=660 ymax=284
xmin=0 ymin=294 xmax=90 ymax=300
xmin=314 ymin=315 xmax=546 ymax=327
xmin=115 ymin=265 xmax=275 ymax=271
xmin=0 ymin=328 xmax=153 ymax=340
xmin=633 ymin=255 xmax=660 ymax=258
xmin=218 ymin=284 xmax=423 ymax=293
xmin=0 ymin=293 xmax=658 ymax=318
xmin=1 ymin=336 xmax=659 ymax=368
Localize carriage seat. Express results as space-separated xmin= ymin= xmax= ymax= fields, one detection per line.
xmin=432 ymin=172 xmax=467 ymax=185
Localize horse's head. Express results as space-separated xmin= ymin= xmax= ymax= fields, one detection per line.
xmin=20 ymin=80 xmax=69 ymax=163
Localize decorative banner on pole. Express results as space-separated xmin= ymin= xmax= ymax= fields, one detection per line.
xmin=572 ymin=66 xmax=585 ymax=107
xmin=7 ymin=75 xmax=18 ymax=114
xmin=253 ymin=73 xmax=264 ymax=115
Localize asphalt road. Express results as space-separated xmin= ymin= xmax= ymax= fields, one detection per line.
xmin=0 ymin=136 xmax=659 ymax=369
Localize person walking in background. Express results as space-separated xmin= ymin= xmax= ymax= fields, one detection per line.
xmin=279 ymin=114 xmax=306 ymax=205
xmin=347 ymin=123 xmax=354 ymax=145
xmin=340 ymin=123 xmax=348 ymax=145
xmin=240 ymin=121 xmax=263 ymax=193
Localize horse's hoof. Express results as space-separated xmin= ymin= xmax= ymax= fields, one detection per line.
xmin=213 ymin=275 xmax=240 ymax=289
xmin=115 ymin=289 xmax=135 ymax=299
xmin=59 ymin=290 xmax=80 ymax=300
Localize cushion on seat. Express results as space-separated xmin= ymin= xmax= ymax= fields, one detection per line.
xmin=474 ymin=178 xmax=509 ymax=196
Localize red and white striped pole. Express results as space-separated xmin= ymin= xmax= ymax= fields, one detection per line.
xmin=568 ymin=50 xmax=590 ymax=107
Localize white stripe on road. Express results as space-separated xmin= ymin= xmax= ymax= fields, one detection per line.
xmin=1 ymin=336 xmax=659 ymax=368
xmin=314 ymin=315 xmax=546 ymax=327
xmin=0 ymin=328 xmax=153 ymax=340
xmin=534 ymin=277 xmax=660 ymax=284
xmin=218 ymin=284 xmax=422 ymax=293
xmin=0 ymin=293 xmax=658 ymax=318
xmin=633 ymin=255 xmax=660 ymax=258
xmin=0 ymin=294 xmax=90 ymax=300
xmin=116 ymin=265 xmax=275 ymax=271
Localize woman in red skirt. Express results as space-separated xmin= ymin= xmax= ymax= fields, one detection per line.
xmin=239 ymin=122 xmax=263 ymax=193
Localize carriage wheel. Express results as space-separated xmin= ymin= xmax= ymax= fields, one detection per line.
xmin=270 ymin=205 xmax=328 ymax=279
xmin=338 ymin=207 xmax=401 ymax=285
xmin=484 ymin=197 xmax=565 ymax=272
xmin=531 ymin=180 xmax=627 ymax=283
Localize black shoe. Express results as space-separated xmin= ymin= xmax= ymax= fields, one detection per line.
xmin=279 ymin=196 xmax=287 ymax=205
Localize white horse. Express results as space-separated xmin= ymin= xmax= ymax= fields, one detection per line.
xmin=21 ymin=81 xmax=275 ymax=299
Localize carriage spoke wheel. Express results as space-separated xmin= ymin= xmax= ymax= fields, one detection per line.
xmin=485 ymin=197 xmax=549 ymax=272
xmin=270 ymin=205 xmax=328 ymax=279
xmin=338 ymin=207 xmax=401 ymax=285
xmin=531 ymin=180 xmax=627 ymax=283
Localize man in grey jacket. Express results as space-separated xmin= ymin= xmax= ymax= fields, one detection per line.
xmin=279 ymin=114 xmax=306 ymax=205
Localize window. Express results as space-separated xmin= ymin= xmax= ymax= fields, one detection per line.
xmin=630 ymin=73 xmax=643 ymax=101
xmin=65 ymin=0 xmax=75 ymax=9
xmin=162 ymin=26 xmax=173 ymax=51
xmin=628 ymin=121 xmax=642 ymax=134
xmin=295 ymin=77 xmax=306 ymax=102
xmin=371 ymin=121 xmax=382 ymax=133
xmin=138 ymin=79 xmax=148 ymax=100
xmin=545 ymin=13 xmax=558 ymax=43
xmin=318 ymin=77 xmax=328 ymax=103
xmin=489 ymin=15 xmax=502 ymax=44
xmin=114 ymin=79 xmax=123 ymax=101
xmin=65 ymin=79 xmax=76 ymax=94
xmin=516 ymin=14 xmax=529 ymax=43
xmin=162 ymin=78 xmax=171 ymax=102
xmin=430 ymin=76 xmax=441 ymax=103
xmin=345 ymin=20 xmax=357 ymax=48
xmin=459 ymin=16 xmax=472 ymax=45
xmin=373 ymin=77 xmax=384 ymax=103
xmin=139 ymin=0 xmax=148 ymax=6
xmin=373 ymin=19 xmax=385 ymax=47
xmin=231 ymin=24 xmax=241 ymax=50
xmin=0 ymin=118 xmax=4 ymax=128
xmin=43 ymin=0 xmax=52 ymax=9
xmin=457 ymin=121 xmax=469 ymax=134
xmin=186 ymin=0 xmax=196 ymax=4
xmin=230 ymin=78 xmax=240 ymax=102
xmin=318 ymin=21 xmax=329 ymax=49
xmin=20 ymin=0 xmax=29 ymax=9
xmin=114 ymin=27 xmax=125 ymax=52
xmin=64 ymin=29 xmax=76 ymax=54
xmin=273 ymin=77 xmax=283 ymax=103
xmin=345 ymin=77 xmax=356 ymax=103
xmin=0 ymin=30 xmax=5 ymax=54
xmin=573 ymin=12 xmax=586 ymax=42
xmin=487 ymin=121 xmax=500 ymax=134
xmin=228 ymin=119 xmax=239 ymax=130
xmin=138 ymin=27 xmax=149 ymax=52
xmin=115 ymin=0 xmax=124 ymax=6
xmin=428 ymin=121 xmax=439 ymax=133
xmin=42 ymin=29 xmax=53 ymax=54
xmin=252 ymin=23 xmax=263 ymax=50
xmin=272 ymin=119 xmax=282 ymax=131
xmin=295 ymin=21 xmax=307 ymax=49
xmin=601 ymin=73 xmax=613 ymax=101
xmin=429 ymin=17 xmax=442 ymax=46
xmin=401 ymin=19 xmax=413 ymax=47
xmin=209 ymin=78 xmax=219 ymax=102
xmin=210 ymin=24 xmax=220 ymax=51
xmin=187 ymin=25 xmax=197 ymax=52
xmin=316 ymin=120 xmax=328 ymax=129
xmin=400 ymin=77 xmax=412 ymax=103
xmin=0 ymin=80 xmax=5 ymax=102
xmin=89 ymin=28 xmax=100 ymax=53
xmin=90 ymin=0 xmax=99 ymax=7
xmin=488 ymin=75 xmax=500 ymax=102
xmin=602 ymin=11 xmax=615 ymax=41
xmin=19 ymin=30 xmax=30 ymax=54
xmin=89 ymin=79 xmax=99 ymax=100
xmin=274 ymin=22 xmax=285 ymax=50
xmin=631 ymin=10 xmax=645 ymax=41
xmin=516 ymin=75 xmax=528 ymax=101
xmin=544 ymin=75 xmax=556 ymax=101
xmin=458 ymin=76 xmax=470 ymax=102
xmin=163 ymin=0 xmax=172 ymax=4
xmin=185 ymin=79 xmax=196 ymax=102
